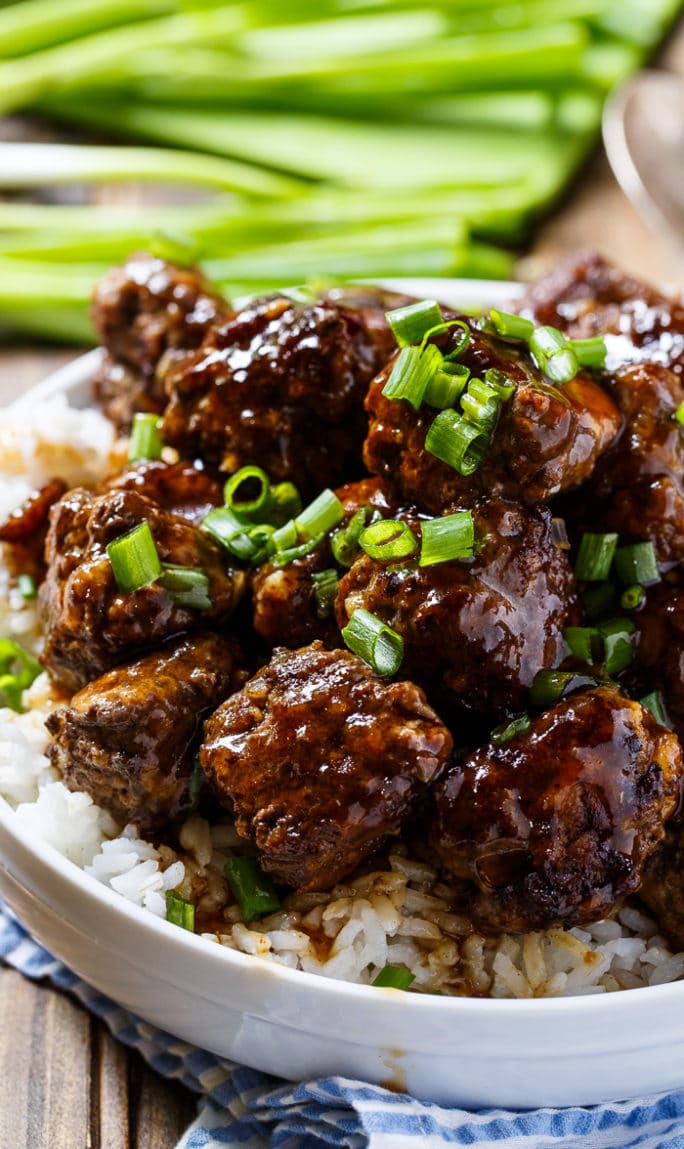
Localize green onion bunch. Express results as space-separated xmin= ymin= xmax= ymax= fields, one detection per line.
xmin=487 ymin=309 xmax=607 ymax=384
xmin=0 ymin=0 xmax=680 ymax=342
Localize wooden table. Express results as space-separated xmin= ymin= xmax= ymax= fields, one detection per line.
xmin=1 ymin=21 xmax=684 ymax=1145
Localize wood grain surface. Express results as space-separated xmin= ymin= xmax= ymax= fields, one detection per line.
xmin=1 ymin=18 xmax=684 ymax=1146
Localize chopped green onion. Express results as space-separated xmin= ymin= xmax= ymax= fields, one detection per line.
xmin=580 ymin=582 xmax=619 ymax=623
xmin=420 ymin=319 xmax=470 ymax=360
xmin=312 ymin=568 xmax=339 ymax=620
xmin=597 ymin=617 xmax=635 ymax=676
xmin=159 ymin=563 xmax=212 ymax=611
xmin=675 ymin=400 xmax=684 ymax=428
xmin=563 ymin=625 xmax=601 ymax=663
xmin=614 ymin=542 xmax=660 ymax=588
xmin=386 ymin=299 xmax=443 ymax=347
xmin=189 ymin=755 xmax=204 ymax=810
xmin=574 ymin=532 xmax=618 ymax=581
xmin=271 ymin=518 xmax=298 ymax=552
xmin=359 ymin=519 xmax=418 ymax=562
xmin=424 ymin=362 xmax=470 ymax=410
xmin=620 ymin=584 xmax=645 ymax=610
xmin=530 ymin=669 xmax=606 ymax=708
xmin=331 ymin=506 xmax=376 ymax=568
xmin=224 ymin=856 xmax=280 ymax=922
xmin=488 ymin=309 xmax=534 ymax=341
xmin=381 ymin=343 xmax=443 ymax=411
xmin=273 ymin=531 xmax=325 ymax=567
xmin=0 ymin=638 xmax=42 ymax=712
xmin=128 ymin=413 xmax=164 ymax=463
xmin=460 ymin=377 xmax=500 ymax=430
xmin=246 ymin=523 xmax=277 ymax=564
xmin=425 ymin=409 xmax=490 ymax=476
xmin=640 ymin=690 xmax=669 ymax=726
xmin=17 ymin=574 xmax=36 ymax=600
xmin=107 ymin=521 xmax=162 ymax=594
xmin=490 ymin=713 xmax=531 ymax=746
xmin=270 ymin=481 xmax=302 ymax=526
xmin=372 ymin=964 xmax=415 ymax=990
xmin=341 ymin=608 xmax=403 ymax=676
xmin=570 ymin=336 xmax=607 ymax=369
xmin=223 ymin=466 xmax=272 ymax=521
xmin=165 ymin=891 xmax=195 ymax=932
xmin=202 ymin=507 xmax=256 ymax=563
xmin=484 ymin=368 xmax=516 ymax=401
xmin=528 ymin=325 xmax=579 ymax=385
xmin=419 ymin=511 xmax=474 ymax=567
xmin=295 ymin=489 xmax=345 ymax=541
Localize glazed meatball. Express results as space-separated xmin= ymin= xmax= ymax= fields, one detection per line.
xmin=519 ymin=251 xmax=684 ymax=376
xmin=200 ymin=642 xmax=452 ymax=892
xmin=364 ymin=322 xmax=620 ymax=514
xmin=91 ymin=253 xmax=230 ymax=430
xmin=46 ymin=634 xmax=244 ymax=833
xmin=251 ymin=477 xmax=398 ymax=650
xmin=336 ymin=497 xmax=579 ymax=720
xmin=0 ymin=478 xmax=67 ymax=583
xmin=161 ymin=291 xmax=398 ymax=494
xmin=431 ymin=686 xmax=683 ymax=933
xmin=634 ymin=579 xmax=684 ymax=740
xmin=639 ymin=823 xmax=684 ymax=950
xmin=40 ymin=487 xmax=245 ymax=694
xmin=98 ymin=459 xmax=223 ymax=526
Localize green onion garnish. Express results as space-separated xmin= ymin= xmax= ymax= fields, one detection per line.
xmin=640 ymin=690 xmax=669 ymax=726
xmin=224 ymin=465 xmax=273 ymax=521
xmin=0 ymin=638 xmax=42 ymax=712
xmin=271 ymin=518 xmax=298 ymax=552
xmin=359 ymin=519 xmax=418 ymax=562
xmin=106 ymin=521 xmax=162 ymax=594
xmin=295 ymin=489 xmax=345 ymax=541
xmin=159 ymin=564 xmax=212 ymax=611
xmin=488 ymin=310 xmax=534 ymax=342
xmin=570 ymin=337 xmax=607 ymax=369
xmin=273 ymin=532 xmax=325 ymax=567
xmin=528 ymin=325 xmax=579 ymax=385
xmin=614 ymin=542 xmax=660 ymax=588
xmin=165 ymin=891 xmax=195 ymax=932
xmin=484 ymin=367 xmax=516 ymax=401
xmin=342 ymin=608 xmax=404 ymax=676
xmin=331 ymin=506 xmax=376 ymax=568
xmin=597 ymin=617 xmax=635 ymax=676
xmin=17 ymin=574 xmax=36 ymax=600
xmin=386 ymin=299 xmax=443 ymax=347
xmin=620 ymin=584 xmax=645 ymax=611
xmin=419 ymin=511 xmax=474 ymax=567
xmin=675 ymin=400 xmax=684 ymax=428
xmin=580 ymin=582 xmax=619 ymax=623
xmin=490 ymin=713 xmax=531 ymax=746
xmin=563 ymin=625 xmax=601 ymax=664
xmin=421 ymin=319 xmax=471 ymax=359
xmin=202 ymin=507 xmax=256 ymax=563
xmin=372 ymin=964 xmax=415 ymax=990
xmin=224 ymin=856 xmax=280 ymax=922
xmin=424 ymin=362 xmax=470 ymax=410
xmin=425 ymin=409 xmax=490 ymax=476
xmin=460 ymin=376 xmax=500 ymax=430
xmin=381 ymin=343 xmax=443 ymax=411
xmin=574 ymin=532 xmax=618 ymax=582
xmin=128 ymin=413 xmax=164 ymax=462
xmin=312 ymin=568 xmax=339 ymax=620
xmin=270 ymin=481 xmax=302 ymax=526
xmin=245 ymin=523 xmax=277 ymax=564
xmin=530 ymin=669 xmax=606 ymax=708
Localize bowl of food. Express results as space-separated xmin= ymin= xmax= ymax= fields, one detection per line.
xmin=1 ymin=255 xmax=684 ymax=1110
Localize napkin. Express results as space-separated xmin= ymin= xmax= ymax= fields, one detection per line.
xmin=3 ymin=899 xmax=684 ymax=1149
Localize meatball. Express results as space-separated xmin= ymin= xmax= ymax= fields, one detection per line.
xmin=564 ymin=363 xmax=684 ymax=566
xmin=336 ymin=498 xmax=579 ymax=720
xmin=518 ymin=251 xmax=684 ymax=377
xmin=40 ymin=487 xmax=245 ymax=694
xmin=160 ymin=291 xmax=398 ymax=494
xmin=200 ymin=642 xmax=452 ymax=892
xmin=639 ymin=823 xmax=684 ymax=950
xmin=90 ymin=253 xmax=230 ymax=430
xmin=46 ymin=634 xmax=244 ymax=833
xmin=251 ymin=477 xmax=398 ymax=650
xmin=0 ymin=478 xmax=67 ymax=582
xmin=98 ymin=459 xmax=223 ymax=526
xmin=431 ymin=686 xmax=683 ymax=933
xmin=635 ymin=579 xmax=684 ymax=740
xmin=364 ymin=323 xmax=620 ymax=514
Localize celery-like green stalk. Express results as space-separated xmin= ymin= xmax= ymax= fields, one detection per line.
xmin=0 ymin=0 xmax=176 ymax=59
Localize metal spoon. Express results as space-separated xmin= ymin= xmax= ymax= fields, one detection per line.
xmin=603 ymin=70 xmax=684 ymax=253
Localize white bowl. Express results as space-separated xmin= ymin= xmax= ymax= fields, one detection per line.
xmin=2 ymin=278 xmax=683 ymax=1111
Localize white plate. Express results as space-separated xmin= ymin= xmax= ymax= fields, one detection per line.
xmin=2 ymin=277 xmax=682 ymax=1111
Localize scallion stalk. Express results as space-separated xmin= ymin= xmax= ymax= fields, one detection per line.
xmin=165 ymin=890 xmax=195 ymax=932
xmin=0 ymin=638 xmax=42 ymax=712
xmin=614 ymin=541 xmax=660 ymax=588
xmin=574 ymin=532 xmax=618 ymax=582
xmin=419 ymin=510 xmax=474 ymax=566
xmin=312 ymin=568 xmax=339 ymax=620
xmin=341 ymin=608 xmax=404 ymax=676
xmin=224 ymin=856 xmax=280 ymax=922
xmin=386 ymin=298 xmax=443 ymax=347
xmin=128 ymin=412 xmax=163 ymax=462
xmin=372 ymin=964 xmax=415 ymax=990
xmin=106 ymin=520 xmax=162 ymax=594
xmin=223 ymin=465 xmax=273 ymax=522
xmin=359 ymin=519 xmax=419 ymax=562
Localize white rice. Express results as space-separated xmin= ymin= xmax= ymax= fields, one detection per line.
xmin=2 ymin=393 xmax=684 ymax=996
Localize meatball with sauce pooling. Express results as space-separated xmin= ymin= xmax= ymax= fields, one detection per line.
xmin=98 ymin=458 xmax=224 ymax=526
xmin=431 ymin=685 xmax=683 ymax=933
xmin=200 ymin=642 xmax=453 ymax=892
xmin=47 ymin=633 xmax=245 ymax=834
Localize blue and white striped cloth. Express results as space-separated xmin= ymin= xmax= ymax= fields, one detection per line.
xmin=2 ymin=900 xmax=684 ymax=1148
